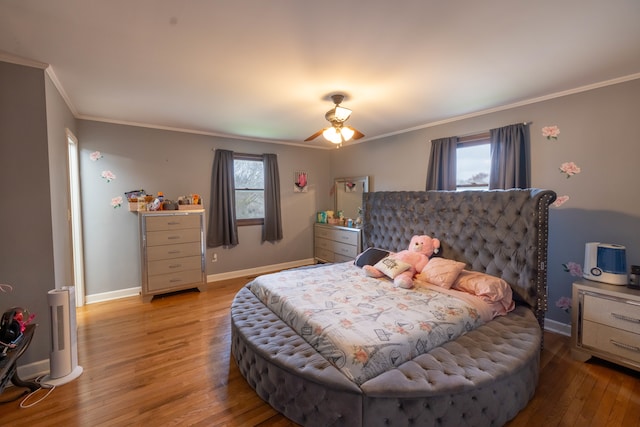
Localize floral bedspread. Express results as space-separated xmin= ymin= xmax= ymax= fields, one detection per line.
xmin=248 ymin=262 xmax=490 ymax=385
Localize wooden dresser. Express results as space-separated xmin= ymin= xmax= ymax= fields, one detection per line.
xmin=139 ymin=210 xmax=206 ymax=302
xmin=572 ymin=279 xmax=640 ymax=372
xmin=314 ymin=223 xmax=362 ymax=263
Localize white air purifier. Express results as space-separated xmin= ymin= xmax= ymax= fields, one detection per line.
xmin=42 ymin=286 xmax=83 ymax=386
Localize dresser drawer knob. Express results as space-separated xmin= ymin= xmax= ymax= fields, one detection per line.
xmin=611 ymin=312 xmax=640 ymax=324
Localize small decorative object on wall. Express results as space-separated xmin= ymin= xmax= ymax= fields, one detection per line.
xmin=0 ymin=283 xmax=13 ymax=293
xmin=294 ymin=171 xmax=308 ymax=192
xmin=111 ymin=196 xmax=123 ymax=208
xmin=542 ymin=125 xmax=560 ymax=140
xmin=89 ymin=151 xmax=103 ymax=161
xmin=555 ymin=296 xmax=572 ymax=314
xmin=562 ymin=261 xmax=583 ymax=277
xmin=552 ymin=195 xmax=570 ymax=207
xmin=559 ymin=161 xmax=581 ymax=178
xmin=101 ymin=170 xmax=116 ymax=182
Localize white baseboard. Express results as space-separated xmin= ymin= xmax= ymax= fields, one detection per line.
xmin=84 ymin=259 xmax=316 ymax=304
xmin=84 ymin=286 xmax=141 ymax=304
xmin=9 ymin=359 xmax=50 ymax=384
xmin=544 ymin=318 xmax=571 ymax=336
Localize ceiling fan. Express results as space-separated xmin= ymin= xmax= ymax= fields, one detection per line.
xmin=305 ymin=94 xmax=365 ymax=145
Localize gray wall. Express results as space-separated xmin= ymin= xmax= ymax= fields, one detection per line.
xmin=0 ymin=62 xmax=56 ymax=365
xmin=76 ymin=120 xmax=332 ymax=296
xmin=46 ymin=72 xmax=77 ymax=293
xmin=331 ymin=78 xmax=640 ymax=326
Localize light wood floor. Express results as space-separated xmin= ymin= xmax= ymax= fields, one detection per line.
xmin=2 ymin=275 xmax=639 ymax=427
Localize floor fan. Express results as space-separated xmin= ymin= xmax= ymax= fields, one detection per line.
xmin=42 ymin=286 xmax=83 ymax=386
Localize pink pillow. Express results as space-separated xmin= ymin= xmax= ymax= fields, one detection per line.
xmin=416 ymin=258 xmax=466 ymax=289
xmin=452 ymin=270 xmax=513 ymax=303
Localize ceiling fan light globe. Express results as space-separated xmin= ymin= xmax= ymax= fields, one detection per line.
xmin=322 ymin=127 xmax=343 ymax=144
xmin=340 ymin=127 xmax=355 ymax=141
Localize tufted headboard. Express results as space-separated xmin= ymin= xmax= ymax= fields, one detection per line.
xmin=362 ymin=189 xmax=556 ymax=328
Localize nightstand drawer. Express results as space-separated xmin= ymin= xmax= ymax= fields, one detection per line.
xmin=583 ymin=293 xmax=640 ymax=334
xmin=582 ymin=320 xmax=640 ymax=365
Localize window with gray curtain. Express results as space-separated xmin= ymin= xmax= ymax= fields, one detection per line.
xmin=489 ymin=123 xmax=530 ymax=189
xmin=262 ymin=153 xmax=283 ymax=243
xmin=425 ymin=137 xmax=458 ymax=190
xmin=207 ymin=149 xmax=238 ymax=248
xmin=207 ymin=149 xmax=283 ymax=248
xmin=426 ymin=123 xmax=530 ymax=191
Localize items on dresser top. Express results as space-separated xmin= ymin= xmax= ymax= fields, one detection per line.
xmin=571 ymin=279 xmax=640 ymax=372
xmin=139 ymin=210 xmax=206 ymax=302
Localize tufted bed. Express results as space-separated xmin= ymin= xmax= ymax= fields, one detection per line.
xmin=231 ymin=188 xmax=556 ymax=427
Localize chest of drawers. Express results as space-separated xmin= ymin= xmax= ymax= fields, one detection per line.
xmin=314 ymin=223 xmax=362 ymax=263
xmin=572 ymin=280 xmax=640 ymax=372
xmin=139 ymin=210 xmax=206 ymax=302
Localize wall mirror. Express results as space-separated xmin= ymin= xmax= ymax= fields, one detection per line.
xmin=334 ymin=176 xmax=369 ymax=220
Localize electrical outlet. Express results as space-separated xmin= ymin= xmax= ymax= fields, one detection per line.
xmin=212 ymin=253 xmax=218 ymax=263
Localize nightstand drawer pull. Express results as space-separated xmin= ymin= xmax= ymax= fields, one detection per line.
xmin=610 ymin=339 xmax=640 ymax=353
xmin=611 ymin=312 xmax=640 ymax=324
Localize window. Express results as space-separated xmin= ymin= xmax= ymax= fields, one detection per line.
xmin=456 ymin=135 xmax=490 ymax=191
xmin=234 ymin=154 xmax=264 ymax=225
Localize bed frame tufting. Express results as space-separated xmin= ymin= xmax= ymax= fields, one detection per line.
xmin=231 ymin=189 xmax=556 ymax=427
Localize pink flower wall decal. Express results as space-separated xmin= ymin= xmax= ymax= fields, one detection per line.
xmin=559 ymin=161 xmax=581 ymax=178
xmin=555 ymin=296 xmax=572 ymax=313
xmin=552 ymin=195 xmax=570 ymax=207
xmin=111 ymin=196 xmax=123 ymax=208
xmin=101 ymin=170 xmax=116 ymax=182
xmin=542 ymin=125 xmax=560 ymax=140
xmin=562 ymin=261 xmax=583 ymax=277
xmin=90 ymin=151 xmax=103 ymax=161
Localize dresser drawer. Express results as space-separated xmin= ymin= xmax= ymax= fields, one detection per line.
xmin=315 ymin=226 xmax=359 ymax=246
xmin=146 ymin=228 xmax=201 ymax=246
xmin=148 ymin=255 xmax=203 ymax=276
xmin=145 ymin=214 xmax=201 ymax=231
xmin=147 ymin=242 xmax=202 ymax=261
xmin=315 ymin=237 xmax=358 ymax=258
xmin=315 ymin=246 xmax=334 ymax=263
xmin=334 ymin=253 xmax=354 ymax=263
xmin=582 ymin=320 xmax=640 ymax=365
xmin=583 ymin=293 xmax=640 ymax=334
xmin=147 ymin=269 xmax=204 ymax=292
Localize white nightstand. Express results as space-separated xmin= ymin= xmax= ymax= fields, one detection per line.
xmin=571 ymin=279 xmax=640 ymax=372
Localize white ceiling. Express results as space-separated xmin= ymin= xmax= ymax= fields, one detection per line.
xmin=1 ymin=0 xmax=639 ymax=148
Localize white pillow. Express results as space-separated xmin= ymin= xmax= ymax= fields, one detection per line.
xmin=373 ymin=258 xmax=412 ymax=279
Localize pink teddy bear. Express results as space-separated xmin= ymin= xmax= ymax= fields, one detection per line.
xmin=363 ymin=235 xmax=441 ymax=289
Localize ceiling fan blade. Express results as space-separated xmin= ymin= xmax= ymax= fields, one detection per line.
xmin=304 ymin=129 xmax=325 ymax=141
xmin=349 ymin=127 xmax=365 ymax=140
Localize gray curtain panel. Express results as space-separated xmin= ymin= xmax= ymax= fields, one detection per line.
xmin=425 ymin=136 xmax=458 ymax=190
xmin=262 ymin=153 xmax=283 ymax=242
xmin=207 ymin=149 xmax=239 ymax=247
xmin=489 ymin=123 xmax=530 ymax=189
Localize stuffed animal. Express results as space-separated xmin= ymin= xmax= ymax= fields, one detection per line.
xmin=363 ymin=235 xmax=441 ymax=289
